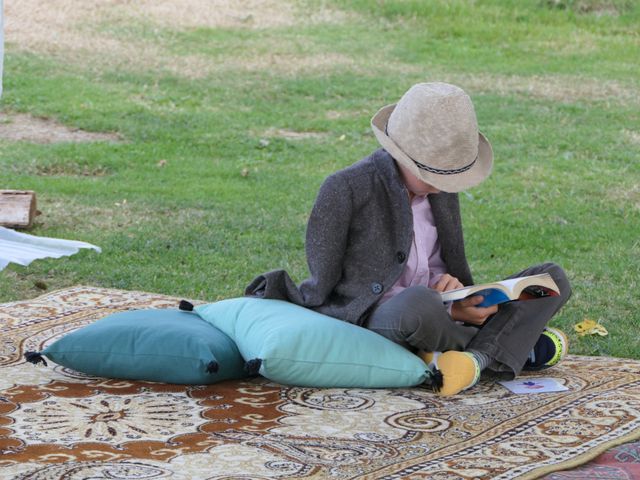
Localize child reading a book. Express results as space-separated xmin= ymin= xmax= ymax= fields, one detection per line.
xmin=246 ymin=82 xmax=572 ymax=396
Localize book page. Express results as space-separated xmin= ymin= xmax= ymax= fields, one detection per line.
xmin=496 ymin=277 xmax=523 ymax=295
xmin=440 ymin=273 xmax=559 ymax=304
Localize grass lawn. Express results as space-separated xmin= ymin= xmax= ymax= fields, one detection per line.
xmin=1 ymin=0 xmax=638 ymax=359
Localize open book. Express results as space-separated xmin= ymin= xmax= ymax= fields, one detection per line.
xmin=440 ymin=273 xmax=560 ymax=308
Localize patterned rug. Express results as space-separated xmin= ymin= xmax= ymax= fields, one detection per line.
xmin=545 ymin=440 xmax=640 ymax=479
xmin=1 ymin=286 xmax=639 ymax=480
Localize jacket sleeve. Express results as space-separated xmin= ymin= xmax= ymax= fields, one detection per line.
xmin=298 ymin=173 xmax=352 ymax=306
xmin=244 ymin=269 xmax=305 ymax=303
xmin=245 ymin=173 xmax=352 ymax=307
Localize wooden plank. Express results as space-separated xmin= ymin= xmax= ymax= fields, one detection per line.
xmin=0 ymin=190 xmax=38 ymax=229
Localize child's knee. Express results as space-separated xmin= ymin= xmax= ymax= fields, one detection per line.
xmin=402 ymin=286 xmax=446 ymax=319
xmin=542 ymin=262 xmax=572 ymax=301
xmin=398 ymin=286 xmax=450 ymax=335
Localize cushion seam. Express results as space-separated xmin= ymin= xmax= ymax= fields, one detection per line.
xmin=46 ymin=351 xmax=216 ymax=361
xmin=262 ymin=357 xmax=424 ymax=373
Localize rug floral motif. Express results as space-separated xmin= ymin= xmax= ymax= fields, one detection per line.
xmin=1 ymin=286 xmax=639 ymax=479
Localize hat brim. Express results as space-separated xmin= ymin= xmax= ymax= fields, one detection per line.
xmin=371 ymin=104 xmax=493 ymax=193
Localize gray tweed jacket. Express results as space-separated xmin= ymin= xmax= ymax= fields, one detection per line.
xmin=245 ymin=148 xmax=474 ymax=325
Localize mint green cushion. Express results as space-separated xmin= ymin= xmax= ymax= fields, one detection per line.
xmin=195 ymin=297 xmax=429 ymax=388
xmin=40 ymin=309 xmax=246 ymax=384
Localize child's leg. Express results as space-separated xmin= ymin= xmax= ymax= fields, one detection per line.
xmin=466 ymin=262 xmax=572 ymax=379
xmin=364 ymin=285 xmax=477 ymax=352
xmin=365 ymin=286 xmax=484 ymax=395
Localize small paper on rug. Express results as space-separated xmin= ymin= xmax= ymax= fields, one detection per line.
xmin=499 ymin=377 xmax=569 ymax=394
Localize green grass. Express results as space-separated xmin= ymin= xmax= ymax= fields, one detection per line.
xmin=1 ymin=0 xmax=638 ymax=359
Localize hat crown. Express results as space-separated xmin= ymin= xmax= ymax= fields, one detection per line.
xmin=386 ymin=82 xmax=479 ymax=171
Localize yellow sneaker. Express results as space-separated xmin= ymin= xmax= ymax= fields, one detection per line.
xmin=420 ymin=350 xmax=481 ymax=396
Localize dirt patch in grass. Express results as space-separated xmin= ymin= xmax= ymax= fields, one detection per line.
xmin=0 ymin=113 xmax=121 ymax=144
xmin=37 ymin=200 xmax=149 ymax=232
xmin=325 ymin=109 xmax=372 ymax=120
xmin=220 ymin=52 xmax=359 ymax=76
xmin=450 ymin=73 xmax=639 ymax=105
xmin=5 ymin=0 xmax=354 ymax=77
xmin=126 ymin=0 xmax=350 ymax=30
xmin=39 ymin=200 xmax=214 ymax=233
xmin=542 ymin=0 xmax=635 ymax=16
xmin=262 ymin=128 xmax=327 ymax=140
xmin=4 ymin=0 xmax=367 ymax=78
xmin=5 ymin=1 xmax=636 ymax=98
xmin=5 ymin=0 xmax=180 ymax=71
xmin=20 ymin=160 xmax=111 ymax=177
xmin=160 ymin=51 xmax=363 ymax=78
xmin=4 ymin=0 xmax=329 ymax=52
xmin=623 ymin=129 xmax=640 ymax=145
xmin=607 ymin=184 xmax=640 ymax=212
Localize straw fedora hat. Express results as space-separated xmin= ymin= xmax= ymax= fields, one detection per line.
xmin=371 ymin=82 xmax=493 ymax=193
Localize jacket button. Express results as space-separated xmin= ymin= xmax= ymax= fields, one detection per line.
xmin=371 ymin=282 xmax=383 ymax=295
xmin=397 ymin=251 xmax=406 ymax=263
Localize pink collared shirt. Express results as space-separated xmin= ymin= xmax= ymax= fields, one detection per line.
xmin=380 ymin=194 xmax=447 ymax=304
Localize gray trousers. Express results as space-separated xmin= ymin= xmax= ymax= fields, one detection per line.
xmin=364 ymin=263 xmax=572 ymax=379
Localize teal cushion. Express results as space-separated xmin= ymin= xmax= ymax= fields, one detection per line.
xmin=195 ymin=297 xmax=429 ymax=388
xmin=38 ymin=309 xmax=246 ymax=384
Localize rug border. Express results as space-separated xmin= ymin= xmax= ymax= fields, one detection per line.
xmin=519 ymin=429 xmax=640 ymax=480
xmin=0 ymin=284 xmax=189 ymax=305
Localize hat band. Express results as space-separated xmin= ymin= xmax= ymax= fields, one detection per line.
xmin=385 ymin=125 xmax=477 ymax=175
xmin=412 ymin=155 xmax=477 ymax=175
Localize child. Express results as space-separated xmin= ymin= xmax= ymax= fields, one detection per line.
xmin=246 ymin=82 xmax=571 ymax=396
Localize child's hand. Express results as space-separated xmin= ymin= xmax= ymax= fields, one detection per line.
xmin=433 ymin=274 xmax=463 ymax=292
xmin=451 ymin=296 xmax=498 ymax=326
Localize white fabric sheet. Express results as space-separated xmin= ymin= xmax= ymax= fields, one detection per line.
xmin=1 ymin=0 xmax=4 ymax=98
xmin=0 ymin=226 xmax=101 ymax=271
